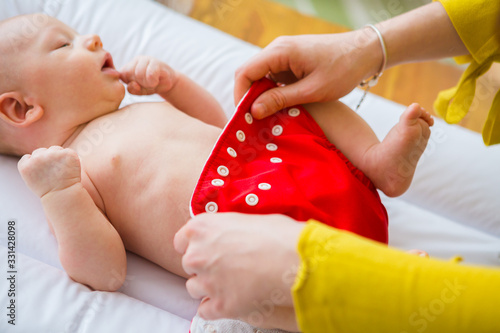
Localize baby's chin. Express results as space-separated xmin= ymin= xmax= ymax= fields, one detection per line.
xmin=108 ymin=84 xmax=127 ymax=110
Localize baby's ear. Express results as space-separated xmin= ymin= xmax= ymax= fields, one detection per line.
xmin=0 ymin=92 xmax=44 ymax=128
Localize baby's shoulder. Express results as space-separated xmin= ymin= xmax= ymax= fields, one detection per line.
xmin=84 ymin=101 xmax=178 ymax=129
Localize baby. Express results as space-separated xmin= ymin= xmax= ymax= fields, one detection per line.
xmin=1 ymin=14 xmax=433 ymax=295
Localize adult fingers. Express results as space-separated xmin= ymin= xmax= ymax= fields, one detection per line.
xmin=250 ymin=75 xmax=320 ymax=119
xmin=174 ymin=215 xmax=211 ymax=256
xmin=173 ymin=221 xmax=191 ymax=255
xmin=185 ymin=276 xmax=208 ymax=300
xmin=234 ymin=40 xmax=295 ymax=106
xmin=234 ymin=57 xmax=271 ymax=106
xmin=197 ymin=297 xmax=227 ymax=321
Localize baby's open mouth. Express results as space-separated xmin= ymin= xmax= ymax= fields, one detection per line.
xmin=102 ymin=53 xmax=115 ymax=70
xmin=101 ymin=53 xmax=120 ymax=78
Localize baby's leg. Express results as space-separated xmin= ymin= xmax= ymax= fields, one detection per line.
xmin=304 ymin=101 xmax=432 ymax=197
xmin=304 ymin=99 xmax=381 ymax=168
xmin=363 ymin=103 xmax=433 ymax=197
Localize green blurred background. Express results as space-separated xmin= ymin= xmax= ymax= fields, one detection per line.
xmin=271 ymin=0 xmax=431 ymax=28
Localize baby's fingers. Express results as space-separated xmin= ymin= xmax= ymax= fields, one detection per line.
xmin=18 ymin=147 xmax=49 ymax=171
xmin=126 ymin=81 xmax=141 ymax=94
xmin=142 ymin=59 xmax=161 ymax=88
xmin=126 ymin=81 xmax=157 ymax=96
xmin=127 ymin=56 xmax=159 ymax=88
xmin=17 ymin=153 xmax=32 ymax=171
xmin=119 ymin=57 xmax=139 ymax=84
xmin=120 ymin=56 xmax=162 ymax=93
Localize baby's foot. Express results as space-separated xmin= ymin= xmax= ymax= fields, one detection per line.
xmin=372 ymin=103 xmax=433 ymax=197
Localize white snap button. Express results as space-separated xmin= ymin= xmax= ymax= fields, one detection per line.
xmin=245 ymin=193 xmax=259 ymax=206
xmin=245 ymin=112 xmax=253 ymax=124
xmin=266 ymin=143 xmax=278 ymax=151
xmin=236 ymin=130 xmax=246 ymax=142
xmin=270 ymin=157 xmax=282 ymax=163
xmin=205 ymin=202 xmax=218 ymax=213
xmin=212 ymin=179 xmax=224 ymax=186
xmin=272 ymin=125 xmax=283 ymax=136
xmin=288 ymin=108 xmax=300 ymax=117
xmin=217 ymin=165 xmax=229 ymax=177
xmin=258 ymin=183 xmax=271 ymax=190
xmin=227 ymin=147 xmax=237 ymax=158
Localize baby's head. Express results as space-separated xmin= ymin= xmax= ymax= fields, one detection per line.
xmin=0 ymin=14 xmax=125 ymax=156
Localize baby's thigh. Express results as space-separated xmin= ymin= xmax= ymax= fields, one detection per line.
xmin=303 ymin=100 xmax=379 ymax=165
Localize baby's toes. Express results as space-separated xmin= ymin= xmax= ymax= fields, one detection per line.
xmin=421 ymin=110 xmax=434 ymax=127
xmin=418 ymin=118 xmax=432 ymax=141
xmin=400 ymin=103 xmax=424 ymax=125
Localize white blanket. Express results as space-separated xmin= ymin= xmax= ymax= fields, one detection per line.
xmin=1 ymin=0 xmax=499 ymax=332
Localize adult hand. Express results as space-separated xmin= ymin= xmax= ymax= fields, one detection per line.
xmin=234 ymin=30 xmax=383 ymax=119
xmin=174 ymin=213 xmax=305 ymax=330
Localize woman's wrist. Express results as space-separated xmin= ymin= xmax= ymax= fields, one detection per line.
xmin=351 ymin=27 xmax=386 ymax=82
xmin=273 ymin=217 xmax=305 ymax=307
xmin=374 ymin=2 xmax=468 ymax=68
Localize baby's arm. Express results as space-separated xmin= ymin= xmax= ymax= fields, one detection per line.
xmin=18 ymin=147 xmax=126 ymax=291
xmin=120 ymin=56 xmax=227 ymax=128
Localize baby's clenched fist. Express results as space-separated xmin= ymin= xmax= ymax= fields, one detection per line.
xmin=119 ymin=56 xmax=178 ymax=96
xmin=18 ymin=146 xmax=82 ymax=198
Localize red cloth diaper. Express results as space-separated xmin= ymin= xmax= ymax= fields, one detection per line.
xmin=190 ymin=78 xmax=388 ymax=243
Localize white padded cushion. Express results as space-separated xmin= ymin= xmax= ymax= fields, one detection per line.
xmin=1 ymin=1 xmax=499 ymax=332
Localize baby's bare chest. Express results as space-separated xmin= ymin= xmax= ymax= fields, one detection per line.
xmin=71 ymin=103 xmax=221 ymax=227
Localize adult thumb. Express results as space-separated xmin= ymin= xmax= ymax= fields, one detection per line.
xmin=250 ymin=81 xmax=313 ymax=119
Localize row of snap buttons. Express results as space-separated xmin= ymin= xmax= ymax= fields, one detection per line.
xmin=217 ymin=155 xmax=282 ymax=179
xmin=205 ymin=108 xmax=300 ymax=213
xmin=204 ymin=182 xmax=271 ymax=213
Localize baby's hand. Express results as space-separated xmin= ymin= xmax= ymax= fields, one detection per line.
xmin=18 ymin=146 xmax=82 ymax=198
xmin=119 ymin=56 xmax=178 ymax=96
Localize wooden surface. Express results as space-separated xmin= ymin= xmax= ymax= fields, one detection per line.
xmin=173 ymin=0 xmax=496 ymax=133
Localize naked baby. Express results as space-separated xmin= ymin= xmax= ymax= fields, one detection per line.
xmin=1 ymin=14 xmax=433 ymax=299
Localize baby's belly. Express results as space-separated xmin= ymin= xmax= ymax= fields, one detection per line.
xmin=107 ymin=139 xmax=217 ymax=275
xmin=94 ymin=118 xmax=221 ymax=275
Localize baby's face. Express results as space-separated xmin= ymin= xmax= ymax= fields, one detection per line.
xmin=9 ymin=15 xmax=125 ymax=129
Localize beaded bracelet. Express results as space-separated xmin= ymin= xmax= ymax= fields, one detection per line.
xmin=356 ymin=24 xmax=388 ymax=110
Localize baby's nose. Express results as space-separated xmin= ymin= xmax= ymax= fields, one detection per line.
xmin=85 ymin=34 xmax=103 ymax=51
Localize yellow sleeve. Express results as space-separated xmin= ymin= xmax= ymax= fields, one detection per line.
xmin=292 ymin=221 xmax=500 ymax=333
xmin=436 ymin=0 xmax=500 ymax=65
xmin=433 ymin=0 xmax=500 ymax=145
